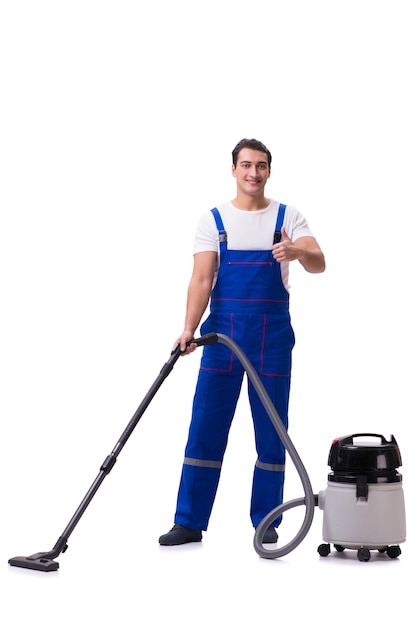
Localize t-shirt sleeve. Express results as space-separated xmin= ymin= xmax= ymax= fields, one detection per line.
xmin=192 ymin=211 xmax=219 ymax=254
xmin=284 ymin=206 xmax=314 ymax=241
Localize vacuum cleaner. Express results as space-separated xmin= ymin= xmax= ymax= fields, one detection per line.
xmin=316 ymin=433 xmax=406 ymax=561
xmin=8 ymin=333 xmax=406 ymax=571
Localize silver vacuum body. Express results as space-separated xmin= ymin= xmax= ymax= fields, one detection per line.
xmin=317 ymin=433 xmax=406 ymax=561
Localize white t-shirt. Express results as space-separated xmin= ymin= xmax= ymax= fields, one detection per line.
xmin=192 ymin=199 xmax=314 ymax=291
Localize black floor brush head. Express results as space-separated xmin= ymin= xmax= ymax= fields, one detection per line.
xmin=8 ymin=554 xmax=59 ymax=572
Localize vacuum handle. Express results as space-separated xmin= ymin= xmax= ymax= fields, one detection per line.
xmin=172 ymin=333 xmax=218 ymax=356
xmin=188 ymin=332 xmax=219 ymax=348
xmin=337 ymin=433 xmax=388 ymax=446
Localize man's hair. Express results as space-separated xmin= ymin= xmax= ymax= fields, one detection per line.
xmin=232 ymin=138 xmax=272 ymax=168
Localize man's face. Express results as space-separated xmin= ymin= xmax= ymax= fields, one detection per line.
xmin=232 ymin=148 xmax=271 ymax=196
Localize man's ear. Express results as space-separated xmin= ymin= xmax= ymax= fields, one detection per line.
xmin=231 ymin=164 xmax=237 ymax=178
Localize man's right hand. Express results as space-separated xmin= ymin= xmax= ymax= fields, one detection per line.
xmin=174 ymin=330 xmax=197 ymax=356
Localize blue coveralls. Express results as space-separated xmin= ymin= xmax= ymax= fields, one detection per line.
xmin=174 ymin=204 xmax=295 ymax=530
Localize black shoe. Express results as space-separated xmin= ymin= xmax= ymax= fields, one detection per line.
xmin=159 ymin=524 xmax=202 ymax=546
xmin=260 ymin=526 xmax=278 ymax=544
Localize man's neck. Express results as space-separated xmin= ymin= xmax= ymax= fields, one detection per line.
xmin=231 ymin=192 xmax=270 ymax=212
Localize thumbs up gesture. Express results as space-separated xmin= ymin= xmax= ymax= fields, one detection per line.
xmin=272 ymin=227 xmax=298 ymax=263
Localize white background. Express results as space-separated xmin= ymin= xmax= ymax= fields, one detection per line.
xmin=1 ymin=1 xmax=416 ymax=623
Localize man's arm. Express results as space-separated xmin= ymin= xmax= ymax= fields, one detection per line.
xmin=176 ymin=251 xmax=217 ymax=353
xmin=272 ymin=228 xmax=325 ymax=274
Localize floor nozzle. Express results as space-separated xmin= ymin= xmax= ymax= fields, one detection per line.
xmin=8 ymin=554 xmax=60 ymax=572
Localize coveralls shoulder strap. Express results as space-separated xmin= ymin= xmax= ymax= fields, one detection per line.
xmin=210 ymin=207 xmax=227 ymax=251
xmin=274 ymin=203 xmax=287 ymax=243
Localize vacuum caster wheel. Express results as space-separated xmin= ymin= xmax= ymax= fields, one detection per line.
xmin=386 ymin=545 xmax=401 ymax=559
xmin=334 ymin=544 xmax=345 ymax=552
xmin=357 ymin=547 xmax=371 ymax=562
xmin=318 ymin=543 xmax=331 ymax=557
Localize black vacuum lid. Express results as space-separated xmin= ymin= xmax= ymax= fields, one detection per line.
xmin=328 ymin=433 xmax=402 ymax=472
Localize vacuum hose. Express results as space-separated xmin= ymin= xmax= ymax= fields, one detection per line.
xmin=193 ymin=332 xmax=317 ymax=559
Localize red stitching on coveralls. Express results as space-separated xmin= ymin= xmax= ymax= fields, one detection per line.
xmin=260 ymin=314 xmax=290 ymax=378
xmin=211 ymin=298 xmax=288 ymax=303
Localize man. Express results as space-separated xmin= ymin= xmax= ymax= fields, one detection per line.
xmin=159 ymin=138 xmax=325 ymax=546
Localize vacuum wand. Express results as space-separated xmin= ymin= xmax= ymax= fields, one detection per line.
xmin=8 ymin=341 xmax=189 ymax=572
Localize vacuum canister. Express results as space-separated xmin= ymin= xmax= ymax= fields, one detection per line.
xmin=317 ymin=433 xmax=406 ymax=561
